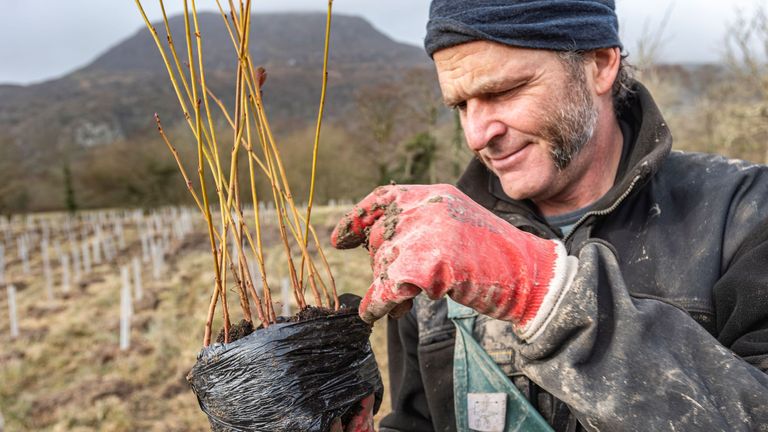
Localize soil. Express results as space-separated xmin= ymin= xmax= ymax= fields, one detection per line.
xmin=381 ymin=202 xmax=401 ymax=241
xmin=216 ymin=306 xmax=355 ymax=344
xmin=134 ymin=291 xmax=160 ymax=312
xmin=333 ymin=202 xmax=402 ymax=249
xmin=2 ymin=281 xmax=28 ymax=291
xmin=288 ymin=305 xmax=340 ymax=322
xmin=332 ymin=214 xmax=361 ymax=249
xmin=216 ymin=319 xmax=255 ymax=344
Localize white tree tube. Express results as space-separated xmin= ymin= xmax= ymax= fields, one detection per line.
xmin=60 ymin=254 xmax=71 ymax=294
xmin=0 ymin=244 xmax=5 ymax=286
xmin=132 ymin=256 xmax=143 ymax=301
xmin=281 ymin=277 xmax=291 ymax=318
xmin=82 ymin=241 xmax=92 ymax=275
xmin=120 ymin=265 xmax=132 ymax=351
xmin=42 ymin=239 xmax=53 ymax=301
xmin=7 ymin=284 xmax=19 ymax=339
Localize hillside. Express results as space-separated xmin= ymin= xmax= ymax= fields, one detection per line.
xmin=0 ymin=12 xmax=437 ymax=212
xmin=82 ymin=12 xmax=427 ymax=74
xmin=0 ymin=206 xmax=390 ymax=431
xmin=0 ymin=12 xmax=429 ymax=147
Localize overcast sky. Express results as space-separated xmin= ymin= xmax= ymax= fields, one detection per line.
xmin=0 ymin=0 xmax=764 ymax=85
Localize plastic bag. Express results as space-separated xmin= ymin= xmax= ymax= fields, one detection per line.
xmin=187 ymin=304 xmax=383 ymax=432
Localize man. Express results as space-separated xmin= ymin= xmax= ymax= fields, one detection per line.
xmin=332 ymin=0 xmax=768 ymax=430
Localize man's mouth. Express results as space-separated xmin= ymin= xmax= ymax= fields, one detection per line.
xmin=486 ymin=142 xmax=533 ymax=172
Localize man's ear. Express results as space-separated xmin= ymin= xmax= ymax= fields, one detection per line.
xmin=590 ymin=47 xmax=621 ymax=97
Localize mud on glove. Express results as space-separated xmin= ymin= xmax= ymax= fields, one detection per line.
xmin=331 ymin=184 xmax=578 ymax=340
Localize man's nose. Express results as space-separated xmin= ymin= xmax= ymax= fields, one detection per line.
xmin=461 ymin=100 xmax=506 ymax=152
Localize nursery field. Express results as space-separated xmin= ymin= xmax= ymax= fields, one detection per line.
xmin=0 ymin=205 xmax=389 ymax=431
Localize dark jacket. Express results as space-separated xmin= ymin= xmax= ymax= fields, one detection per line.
xmin=379 ymin=82 xmax=768 ymax=431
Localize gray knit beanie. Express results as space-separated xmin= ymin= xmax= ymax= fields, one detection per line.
xmin=425 ymin=0 xmax=623 ymax=57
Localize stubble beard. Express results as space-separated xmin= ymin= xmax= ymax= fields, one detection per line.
xmin=540 ymin=61 xmax=599 ymax=171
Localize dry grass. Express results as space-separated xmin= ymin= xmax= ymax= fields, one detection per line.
xmin=0 ymin=205 xmax=389 ymax=431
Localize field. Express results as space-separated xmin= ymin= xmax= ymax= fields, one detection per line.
xmin=0 ymin=205 xmax=390 ymax=431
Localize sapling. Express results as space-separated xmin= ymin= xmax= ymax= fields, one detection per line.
xmin=116 ymin=219 xmax=126 ymax=250
xmin=71 ymin=241 xmax=82 ymax=284
xmin=60 ymin=254 xmax=71 ymax=294
xmin=132 ymin=256 xmax=143 ymax=301
xmin=281 ymin=277 xmax=291 ymax=317
xmin=150 ymin=240 xmax=160 ymax=281
xmin=92 ymin=225 xmax=103 ymax=265
xmin=140 ymin=229 xmax=150 ymax=263
xmin=42 ymin=221 xmax=50 ymax=244
xmin=7 ymin=284 xmax=18 ymax=339
xmin=17 ymin=235 xmax=30 ymax=275
xmin=120 ymin=265 xmax=132 ymax=350
xmin=161 ymin=228 xmax=170 ymax=252
xmin=53 ymin=240 xmax=62 ymax=262
xmin=82 ymin=241 xmax=92 ymax=276
xmin=135 ymin=0 xmax=340 ymax=345
xmin=80 ymin=226 xmax=88 ymax=254
xmin=137 ymin=32 xmax=361 ymax=421
xmin=0 ymin=215 xmax=7 ymax=235
xmin=0 ymin=244 xmax=5 ymax=285
xmin=67 ymin=230 xmax=76 ymax=251
xmin=173 ymin=219 xmax=183 ymax=242
xmin=42 ymin=239 xmax=54 ymax=301
xmin=181 ymin=208 xmax=194 ymax=235
xmin=102 ymin=234 xmax=113 ymax=263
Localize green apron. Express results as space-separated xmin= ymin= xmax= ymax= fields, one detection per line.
xmin=447 ymin=299 xmax=554 ymax=432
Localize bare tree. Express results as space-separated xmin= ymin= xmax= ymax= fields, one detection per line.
xmin=353 ymin=81 xmax=414 ymax=184
xmin=0 ymin=136 xmax=29 ymax=215
xmin=713 ymin=5 xmax=768 ymax=163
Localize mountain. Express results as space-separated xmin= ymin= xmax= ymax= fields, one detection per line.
xmin=84 ymin=12 xmax=427 ymax=74
xmin=0 ymin=12 xmax=430 ymax=161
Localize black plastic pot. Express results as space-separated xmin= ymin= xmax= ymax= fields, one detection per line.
xmin=187 ymin=306 xmax=383 ymax=432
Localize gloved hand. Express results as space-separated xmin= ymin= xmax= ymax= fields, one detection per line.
xmin=331 ymin=184 xmax=578 ymax=339
xmin=329 ymin=394 xmax=376 ymax=432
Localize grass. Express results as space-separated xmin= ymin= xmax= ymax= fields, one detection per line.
xmin=0 ymin=206 xmax=390 ymax=431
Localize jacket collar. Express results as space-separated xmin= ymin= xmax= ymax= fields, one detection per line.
xmin=457 ymin=80 xmax=672 ymax=232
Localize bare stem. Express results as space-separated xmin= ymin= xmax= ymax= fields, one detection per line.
xmin=300 ymin=0 xmax=334 ymax=291
xmin=183 ymin=0 xmax=225 ymax=346
xmin=154 ymin=114 xmax=203 ymax=211
xmin=137 ymin=0 xmax=342 ymax=343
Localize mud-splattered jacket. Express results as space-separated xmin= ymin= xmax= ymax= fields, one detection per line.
xmin=379 ymin=82 xmax=768 ymax=431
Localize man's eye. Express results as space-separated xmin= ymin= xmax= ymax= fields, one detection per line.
xmin=453 ymin=101 xmax=467 ymax=111
xmin=492 ymin=88 xmax=516 ymax=99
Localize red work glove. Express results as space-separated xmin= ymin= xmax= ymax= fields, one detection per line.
xmin=329 ymin=394 xmax=376 ymax=432
xmin=331 ymin=184 xmax=578 ymax=340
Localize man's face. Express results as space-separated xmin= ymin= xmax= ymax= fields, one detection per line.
xmin=434 ymin=41 xmax=598 ymax=203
